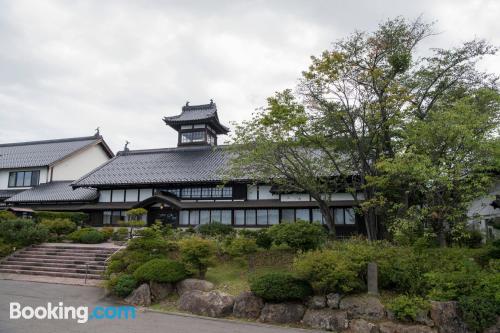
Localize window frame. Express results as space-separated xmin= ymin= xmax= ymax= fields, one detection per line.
xmin=8 ymin=170 xmax=40 ymax=188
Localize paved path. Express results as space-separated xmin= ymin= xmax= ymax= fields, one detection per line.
xmin=0 ymin=280 xmax=318 ymax=333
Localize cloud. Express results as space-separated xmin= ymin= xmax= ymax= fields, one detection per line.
xmin=0 ymin=0 xmax=498 ymax=151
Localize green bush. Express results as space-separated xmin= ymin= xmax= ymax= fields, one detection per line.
xmin=33 ymin=211 xmax=88 ymax=225
xmin=39 ymin=218 xmax=77 ymax=236
xmin=0 ymin=242 xmax=14 ymax=258
xmin=179 ymin=236 xmax=216 ymax=279
xmin=0 ymin=219 xmax=49 ymax=246
xmin=111 ymin=227 xmax=129 ymax=241
xmin=68 ymin=228 xmax=107 ymax=244
xmin=250 ymin=272 xmax=313 ymax=302
xmin=387 ymin=295 xmax=430 ymax=322
xmin=238 ymin=229 xmax=273 ymax=249
xmin=0 ymin=211 xmax=16 ymax=221
xmin=294 ymin=249 xmax=365 ymax=294
xmin=268 ymin=220 xmax=327 ymax=252
xmin=226 ymin=237 xmax=258 ymax=257
xmin=197 ymin=222 xmax=235 ymax=237
xmin=109 ymin=274 xmax=138 ymax=298
xmin=133 ymin=259 xmax=188 ymax=283
xmin=127 ymin=235 xmax=177 ymax=253
xmin=100 ymin=227 xmax=114 ymax=240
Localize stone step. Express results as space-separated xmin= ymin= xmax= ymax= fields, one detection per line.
xmin=0 ymin=268 xmax=103 ymax=280
xmin=0 ymin=264 xmax=104 ymax=275
xmin=2 ymin=261 xmax=106 ymax=271
xmin=31 ymin=245 xmax=119 ymax=252
xmin=4 ymin=257 xmax=106 ymax=266
xmin=22 ymin=250 xmax=111 ymax=258
xmin=12 ymin=254 xmax=107 ymax=261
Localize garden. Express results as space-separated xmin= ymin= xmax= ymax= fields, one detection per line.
xmin=103 ymin=220 xmax=500 ymax=333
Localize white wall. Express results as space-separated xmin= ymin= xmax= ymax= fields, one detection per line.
xmin=0 ymin=167 xmax=48 ymax=190
xmin=467 ymin=181 xmax=500 ymax=237
xmin=51 ymin=144 xmax=110 ymax=181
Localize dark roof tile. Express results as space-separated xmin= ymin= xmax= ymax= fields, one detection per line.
xmin=6 ymin=181 xmax=98 ymax=203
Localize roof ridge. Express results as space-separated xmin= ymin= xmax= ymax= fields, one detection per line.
xmin=0 ymin=135 xmax=100 ymax=148
xmin=182 ymin=102 xmax=216 ymax=112
xmin=116 ymin=145 xmax=231 ymax=156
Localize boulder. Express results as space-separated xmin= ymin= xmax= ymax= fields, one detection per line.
xmin=379 ymin=321 xmax=437 ymax=333
xmin=149 ymin=281 xmax=174 ymax=302
xmin=327 ymin=293 xmax=342 ymax=309
xmin=302 ymin=308 xmax=348 ymax=331
xmin=232 ymin=291 xmax=264 ymax=319
xmin=259 ymin=303 xmax=306 ymax=324
xmin=307 ymin=295 xmax=327 ymax=309
xmin=176 ymin=278 xmax=214 ymax=295
xmin=178 ymin=290 xmax=234 ymax=318
xmin=339 ymin=295 xmax=385 ymax=321
xmin=125 ymin=283 xmax=151 ymax=307
xmin=349 ymin=319 xmax=379 ymax=333
xmin=430 ymin=301 xmax=467 ymax=333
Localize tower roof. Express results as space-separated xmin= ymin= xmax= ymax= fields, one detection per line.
xmin=163 ymin=101 xmax=230 ymax=134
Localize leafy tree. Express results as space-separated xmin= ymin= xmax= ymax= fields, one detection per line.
xmin=123 ymin=208 xmax=148 ymax=239
xmin=178 ymin=236 xmax=216 ymax=279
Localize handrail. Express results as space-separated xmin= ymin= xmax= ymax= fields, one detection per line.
xmin=84 ymin=262 xmax=89 ymax=284
xmin=105 ymin=247 xmax=123 ymax=263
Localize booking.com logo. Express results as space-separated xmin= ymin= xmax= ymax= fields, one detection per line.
xmin=10 ymin=302 xmax=136 ymax=324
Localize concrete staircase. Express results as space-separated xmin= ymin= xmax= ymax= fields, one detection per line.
xmin=0 ymin=244 xmax=119 ymax=280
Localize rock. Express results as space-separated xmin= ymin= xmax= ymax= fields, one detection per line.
xmin=327 ymin=293 xmax=342 ymax=309
xmin=339 ymin=295 xmax=385 ymax=321
xmin=302 ymin=308 xmax=348 ymax=331
xmin=176 ymin=278 xmax=214 ymax=295
xmin=178 ymin=290 xmax=234 ymax=317
xmin=259 ymin=303 xmax=306 ymax=324
xmin=125 ymin=283 xmax=151 ymax=307
xmin=232 ymin=291 xmax=264 ymax=319
xmin=415 ymin=310 xmax=434 ymax=327
xmin=149 ymin=281 xmax=174 ymax=302
xmin=349 ymin=319 xmax=379 ymax=333
xmin=307 ymin=295 xmax=327 ymax=309
xmin=430 ymin=301 xmax=467 ymax=333
xmin=485 ymin=316 xmax=500 ymax=333
xmin=379 ymin=321 xmax=437 ymax=333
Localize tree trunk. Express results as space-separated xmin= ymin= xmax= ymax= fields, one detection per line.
xmin=318 ymin=200 xmax=336 ymax=237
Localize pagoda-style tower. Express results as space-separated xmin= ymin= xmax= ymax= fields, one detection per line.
xmin=163 ymin=100 xmax=230 ymax=147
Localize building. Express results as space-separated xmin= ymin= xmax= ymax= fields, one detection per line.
xmin=467 ymin=180 xmax=500 ymax=240
xmin=0 ymin=134 xmax=114 ymax=211
xmin=69 ymin=101 xmax=364 ymax=235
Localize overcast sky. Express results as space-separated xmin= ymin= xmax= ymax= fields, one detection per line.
xmin=0 ymin=0 xmax=498 ymax=152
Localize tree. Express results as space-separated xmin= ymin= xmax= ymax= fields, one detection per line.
xmin=230 ymin=16 xmax=497 ymax=240
xmin=123 ymin=208 xmax=148 ymax=239
xmin=178 ymin=236 xmax=216 ymax=279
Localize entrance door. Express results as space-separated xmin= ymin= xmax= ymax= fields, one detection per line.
xmin=147 ymin=207 xmax=178 ymax=226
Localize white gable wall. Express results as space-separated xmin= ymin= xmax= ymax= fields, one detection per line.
xmin=51 ymin=144 xmax=110 ymax=181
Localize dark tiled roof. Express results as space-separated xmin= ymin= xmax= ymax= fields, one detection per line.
xmin=0 ymin=189 xmax=23 ymax=200
xmin=163 ymin=102 xmax=230 ymax=134
xmin=73 ymin=145 xmax=240 ymax=187
xmin=0 ymin=135 xmax=112 ymax=169
xmin=6 ymin=181 xmax=98 ymax=203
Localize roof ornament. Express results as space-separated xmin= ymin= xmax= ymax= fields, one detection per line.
xmin=124 ymin=140 xmax=130 ymax=152
xmin=210 ymin=99 xmax=214 ymax=105
xmin=185 ymin=101 xmax=190 ymax=107
xmin=94 ymin=126 xmax=100 ymax=137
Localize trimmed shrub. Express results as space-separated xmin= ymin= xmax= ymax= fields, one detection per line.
xmin=33 ymin=211 xmax=88 ymax=225
xmin=0 ymin=211 xmax=16 ymax=221
xmin=250 ymin=272 xmax=313 ymax=302
xmin=127 ymin=236 xmax=177 ymax=253
xmin=110 ymin=274 xmax=138 ymax=298
xmin=68 ymin=228 xmax=107 ymax=244
xmin=111 ymin=227 xmax=129 ymax=241
xmin=100 ymin=227 xmax=114 ymax=240
xmin=179 ymin=236 xmax=216 ymax=279
xmin=268 ymin=220 xmax=327 ymax=252
xmin=226 ymin=237 xmax=258 ymax=257
xmin=39 ymin=218 xmax=77 ymax=236
xmin=133 ymin=259 xmax=188 ymax=283
xmin=0 ymin=219 xmax=49 ymax=246
xmin=0 ymin=242 xmax=14 ymax=258
xmin=196 ymin=222 xmax=235 ymax=237
xmin=238 ymin=229 xmax=273 ymax=249
xmin=387 ymin=295 xmax=430 ymax=322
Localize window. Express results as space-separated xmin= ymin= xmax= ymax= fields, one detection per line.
xmin=211 ymin=210 xmax=221 ymax=223
xmin=257 ymin=209 xmax=267 ymax=225
xmin=8 ymin=170 xmax=40 ymax=187
xmin=139 ymin=188 xmax=153 ymax=201
xmin=268 ymin=209 xmax=279 ymax=225
xmin=181 ymin=125 xmax=193 ymax=130
xmin=201 ymin=188 xmax=212 ymax=198
xmin=181 ymin=131 xmax=205 ymax=143
xmin=111 ymin=211 xmax=126 ymax=224
xmin=112 ymin=190 xmax=125 ymax=202
xmin=191 ymin=188 xmax=201 ymax=197
xmin=200 ymin=210 xmax=210 ymax=224
xmin=125 ymin=189 xmax=138 ymax=202
xmin=345 ymin=208 xmax=355 ymax=225
xmin=189 ymin=211 xmax=200 ymax=225
xmin=99 ymin=190 xmax=111 ymax=202
xmin=193 ymin=124 xmax=205 ymax=129
xmin=221 ymin=210 xmax=232 ymax=225
xmin=103 ymin=211 xmax=112 ymax=225
xmin=222 ymin=187 xmax=232 ymax=197
xmin=165 ymin=189 xmax=180 ymax=197
xmin=312 ymin=209 xmax=324 ymax=224
xmin=334 ymin=208 xmax=344 ymax=225
xmin=212 ymin=187 xmax=222 ymax=197
xmin=245 ymin=209 xmax=256 ymax=225
xmin=296 ymin=209 xmax=310 ymax=222
xmin=234 ymin=210 xmax=245 ymax=225
xmin=282 ymin=209 xmax=294 ymax=223
xmin=180 ymin=211 xmax=189 ymax=225
xmin=181 ymin=188 xmax=191 ymax=198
